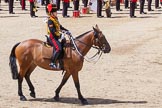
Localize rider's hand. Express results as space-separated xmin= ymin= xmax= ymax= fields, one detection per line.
xmin=66 ymin=31 xmax=72 ymax=36
xmin=59 ymin=33 xmax=65 ymax=42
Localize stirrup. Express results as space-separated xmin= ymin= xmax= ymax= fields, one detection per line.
xmin=49 ymin=63 xmax=57 ymax=69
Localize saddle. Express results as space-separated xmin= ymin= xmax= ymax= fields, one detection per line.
xmin=42 ymin=36 xmax=72 ymax=69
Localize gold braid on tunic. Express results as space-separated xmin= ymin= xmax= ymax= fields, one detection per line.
xmin=47 ymin=16 xmax=61 ymax=37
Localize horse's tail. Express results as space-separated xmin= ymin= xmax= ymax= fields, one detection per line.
xmin=9 ymin=42 xmax=20 ymax=80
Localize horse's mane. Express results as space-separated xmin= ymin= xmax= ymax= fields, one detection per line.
xmin=75 ymin=30 xmax=92 ymax=39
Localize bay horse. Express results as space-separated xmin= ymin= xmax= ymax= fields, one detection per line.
xmin=9 ymin=25 xmax=111 ymax=105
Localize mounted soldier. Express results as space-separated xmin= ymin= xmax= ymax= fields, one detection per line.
xmin=9 ymin=24 xmax=111 ymax=104
xmin=47 ymin=3 xmax=70 ymax=69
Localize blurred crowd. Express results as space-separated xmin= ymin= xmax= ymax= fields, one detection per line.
xmin=0 ymin=0 xmax=162 ymax=18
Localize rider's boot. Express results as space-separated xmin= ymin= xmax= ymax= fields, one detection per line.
xmin=49 ymin=52 xmax=60 ymax=69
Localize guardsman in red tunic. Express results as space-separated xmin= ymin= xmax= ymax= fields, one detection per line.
xmin=97 ymin=0 xmax=104 ymax=18
xmin=82 ymin=0 xmax=88 ymax=7
xmin=9 ymin=0 xmax=15 ymax=14
xmin=45 ymin=0 xmax=50 ymax=13
xmin=62 ymin=0 xmax=70 ymax=17
xmin=148 ymin=0 xmax=154 ymax=11
xmin=155 ymin=0 xmax=161 ymax=8
xmin=47 ymin=3 xmax=69 ymax=68
xmin=29 ymin=0 xmax=38 ymax=17
xmin=130 ymin=0 xmax=137 ymax=18
xmin=116 ymin=0 xmax=122 ymax=11
xmin=73 ymin=0 xmax=79 ymax=10
xmin=140 ymin=0 xmax=147 ymax=14
xmin=56 ymin=0 xmax=61 ymax=10
xmin=125 ymin=0 xmax=129 ymax=9
xmin=21 ymin=0 xmax=26 ymax=10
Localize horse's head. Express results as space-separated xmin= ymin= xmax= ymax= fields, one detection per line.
xmin=93 ymin=25 xmax=111 ymax=53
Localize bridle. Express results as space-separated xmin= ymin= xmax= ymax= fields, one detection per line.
xmin=67 ymin=30 xmax=104 ymax=63
xmin=93 ymin=30 xmax=106 ymax=51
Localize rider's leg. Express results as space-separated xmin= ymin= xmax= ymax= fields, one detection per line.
xmin=49 ymin=51 xmax=60 ymax=68
xmin=49 ymin=38 xmax=62 ymax=69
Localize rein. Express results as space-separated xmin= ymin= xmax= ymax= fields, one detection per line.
xmin=67 ymin=32 xmax=103 ymax=63
xmin=75 ymin=39 xmax=100 ymax=50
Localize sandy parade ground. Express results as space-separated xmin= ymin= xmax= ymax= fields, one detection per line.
xmin=1 ymin=1 xmax=162 ymax=108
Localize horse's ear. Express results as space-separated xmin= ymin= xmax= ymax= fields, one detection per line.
xmin=95 ymin=24 xmax=98 ymax=29
xmin=93 ymin=26 xmax=98 ymax=38
xmin=93 ymin=26 xmax=96 ymax=31
xmin=95 ymin=24 xmax=100 ymax=31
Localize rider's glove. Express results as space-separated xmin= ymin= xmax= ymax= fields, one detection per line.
xmin=66 ymin=31 xmax=72 ymax=36
xmin=59 ymin=33 xmax=65 ymax=42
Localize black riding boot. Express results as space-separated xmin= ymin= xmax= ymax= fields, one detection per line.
xmin=49 ymin=52 xmax=60 ymax=69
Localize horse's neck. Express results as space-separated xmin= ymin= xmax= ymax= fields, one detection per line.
xmin=75 ymin=31 xmax=94 ymax=56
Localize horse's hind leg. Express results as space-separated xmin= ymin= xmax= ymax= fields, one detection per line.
xmin=54 ymin=72 xmax=71 ymax=101
xmin=72 ymin=72 xmax=88 ymax=105
xmin=18 ymin=60 xmax=34 ymax=101
xmin=25 ymin=64 xmax=36 ymax=98
xmin=18 ymin=68 xmax=28 ymax=101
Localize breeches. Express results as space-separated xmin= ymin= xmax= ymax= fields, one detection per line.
xmin=50 ymin=35 xmax=62 ymax=53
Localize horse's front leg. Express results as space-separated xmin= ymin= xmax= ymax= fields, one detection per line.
xmin=54 ymin=72 xmax=71 ymax=101
xmin=72 ymin=72 xmax=88 ymax=105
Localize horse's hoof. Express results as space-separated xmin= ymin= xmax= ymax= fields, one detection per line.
xmin=30 ymin=93 xmax=36 ymax=98
xmin=20 ymin=96 xmax=27 ymax=101
xmin=53 ymin=96 xmax=60 ymax=101
xmin=81 ymin=99 xmax=88 ymax=105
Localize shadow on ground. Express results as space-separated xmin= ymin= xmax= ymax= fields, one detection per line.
xmin=28 ymin=97 xmax=147 ymax=105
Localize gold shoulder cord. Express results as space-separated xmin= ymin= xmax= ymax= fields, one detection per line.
xmin=49 ymin=17 xmax=61 ymax=37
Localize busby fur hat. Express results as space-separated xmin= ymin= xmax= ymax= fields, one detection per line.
xmin=47 ymin=4 xmax=58 ymax=13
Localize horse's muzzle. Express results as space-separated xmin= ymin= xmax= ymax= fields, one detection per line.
xmin=102 ymin=47 xmax=111 ymax=53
